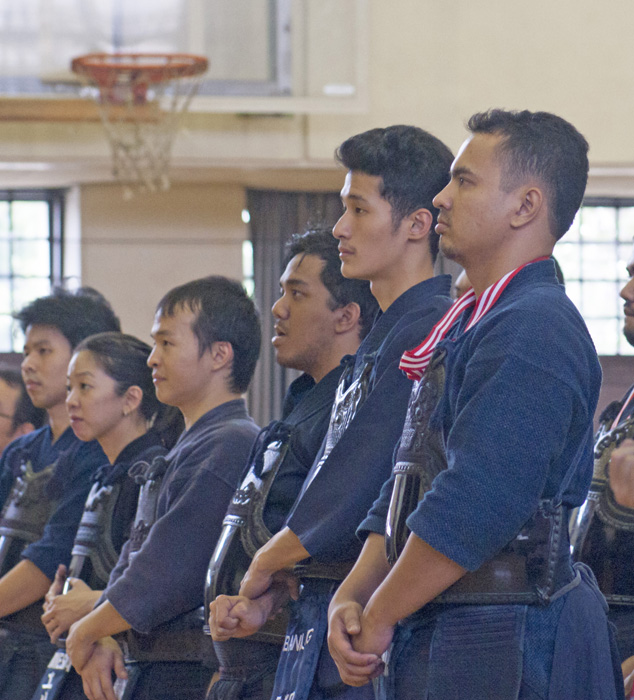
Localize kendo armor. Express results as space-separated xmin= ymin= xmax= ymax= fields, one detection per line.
xmin=67 ymin=447 xmax=164 ymax=589
xmin=571 ymin=402 xmax=634 ymax=604
xmin=119 ymin=454 xmax=215 ymax=665
xmin=293 ymin=356 xmax=374 ymax=581
xmin=127 ymin=454 xmax=169 ymax=557
xmin=204 ymin=356 xmax=376 ymax=640
xmin=205 ymin=422 xmax=292 ymax=642
xmin=0 ymin=450 xmax=57 ymax=574
xmin=386 ymin=348 xmax=571 ymax=605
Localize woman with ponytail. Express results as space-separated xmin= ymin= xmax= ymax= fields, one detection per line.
xmin=37 ymin=332 xmax=183 ymax=698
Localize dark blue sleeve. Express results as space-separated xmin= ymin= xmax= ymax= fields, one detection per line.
xmin=105 ymin=424 xmax=257 ymax=633
xmin=21 ymin=440 xmax=104 ymax=580
xmin=285 ymin=312 xmax=442 ymax=562
xmin=357 ymin=471 xmax=396 ymax=539
xmin=406 ymin=305 xmax=600 ymax=571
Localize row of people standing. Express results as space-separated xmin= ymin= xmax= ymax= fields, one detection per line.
xmin=0 ymin=108 xmax=627 ymax=700
xmin=208 ymin=112 xmax=626 ymax=700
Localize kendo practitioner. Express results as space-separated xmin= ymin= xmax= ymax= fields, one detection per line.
xmin=0 ymin=365 xmax=45 ymax=456
xmin=207 ymin=228 xmax=377 ymax=699
xmin=218 ymin=126 xmax=454 ymax=700
xmin=66 ymin=277 xmax=261 ymax=700
xmin=328 ymin=110 xmax=623 ymax=700
xmin=572 ymin=244 xmax=634 ymax=674
xmin=31 ymin=332 xmax=184 ymax=700
xmin=0 ymin=288 xmax=120 ymax=700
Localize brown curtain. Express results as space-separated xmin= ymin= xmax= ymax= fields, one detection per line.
xmin=247 ymin=189 xmax=343 ymax=426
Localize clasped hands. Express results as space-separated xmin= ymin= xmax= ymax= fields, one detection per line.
xmin=208 ymin=564 xmax=298 ymax=641
xmin=326 ymin=598 xmax=393 ymax=687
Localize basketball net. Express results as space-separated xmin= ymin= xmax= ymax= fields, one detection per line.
xmin=71 ymin=53 xmax=208 ymax=196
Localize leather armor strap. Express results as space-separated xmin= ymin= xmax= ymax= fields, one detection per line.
xmin=294 ymin=560 xmax=356 ymax=582
xmin=437 ymin=502 xmax=573 ymax=605
xmin=127 ymin=455 xmax=169 ymax=554
xmin=122 ymin=607 xmax=217 ymax=664
xmin=387 ymin=347 xmax=574 ymax=605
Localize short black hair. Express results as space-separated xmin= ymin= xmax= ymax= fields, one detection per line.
xmin=285 ymin=228 xmax=378 ymax=339
xmin=467 ymin=109 xmax=589 ymax=240
xmin=14 ymin=287 xmax=121 ymax=349
xmin=74 ymin=332 xmax=183 ymax=449
xmin=156 ymin=276 xmax=261 ymax=394
xmin=0 ymin=365 xmax=46 ymax=431
xmin=335 ymin=125 xmax=454 ymax=262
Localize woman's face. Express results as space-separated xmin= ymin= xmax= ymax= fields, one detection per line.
xmin=66 ymin=350 xmax=129 ymax=444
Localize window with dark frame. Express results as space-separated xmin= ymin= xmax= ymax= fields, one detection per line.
xmin=0 ymin=189 xmax=65 ymax=352
xmin=555 ymin=199 xmax=634 ymax=356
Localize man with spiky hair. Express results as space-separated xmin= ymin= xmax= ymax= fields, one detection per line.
xmin=208 ymin=228 xmax=377 ymax=700
xmin=329 ymin=110 xmax=622 ymax=699
xmin=215 ymin=125 xmax=454 ymax=700
xmin=67 ymin=276 xmax=261 ymax=700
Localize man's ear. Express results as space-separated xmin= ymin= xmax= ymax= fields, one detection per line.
xmin=406 ymin=208 xmax=434 ymax=240
xmin=334 ymin=302 xmax=361 ymax=334
xmin=510 ymin=186 xmax=543 ymax=229
xmin=209 ymin=341 xmax=234 ymax=371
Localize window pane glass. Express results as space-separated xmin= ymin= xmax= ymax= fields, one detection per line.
xmin=587 ymin=318 xmax=620 ymax=355
xmin=0 ymin=279 xmax=11 ymax=314
xmin=11 ymin=201 xmax=49 ymax=240
xmin=582 ymin=281 xmax=620 ymax=319
xmin=618 ymin=207 xmax=634 ymax=243
xmin=0 ymin=315 xmax=13 ymax=353
xmin=554 ymin=242 xmax=580 ymax=281
xmin=0 ymin=241 xmax=10 ymax=276
xmin=11 ymin=240 xmax=50 ymax=277
xmin=579 ymin=243 xmax=619 ymax=281
xmin=0 ymin=192 xmax=63 ymax=352
xmin=566 ymin=210 xmax=581 ymax=242
xmin=580 ymin=207 xmax=617 ymax=242
xmin=0 ymin=202 xmax=9 ymax=239
xmin=12 ymin=278 xmax=50 ymax=313
xmin=618 ymin=243 xmax=633 ymax=282
xmin=565 ymin=280 xmax=581 ymax=311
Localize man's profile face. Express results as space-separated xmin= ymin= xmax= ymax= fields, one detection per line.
xmin=0 ymin=378 xmax=21 ymax=454
xmin=21 ymin=324 xmax=73 ymax=412
xmin=333 ymin=171 xmax=409 ymax=283
xmin=620 ymin=249 xmax=634 ymax=346
xmin=272 ymin=253 xmax=343 ymax=380
xmin=148 ymin=307 xmax=215 ymax=411
xmin=433 ymin=133 xmax=517 ymax=267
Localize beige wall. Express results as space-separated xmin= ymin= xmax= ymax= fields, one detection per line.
xmin=2 ymin=0 xmax=634 ymax=331
xmin=78 ymin=184 xmax=247 ymax=341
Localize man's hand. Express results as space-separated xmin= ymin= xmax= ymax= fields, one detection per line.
xmin=42 ymin=577 xmax=101 ymax=644
xmin=239 ymin=527 xmax=309 ymax=600
xmin=44 ymin=564 xmax=67 ymax=608
xmin=239 ymin=551 xmax=277 ymax=600
xmin=78 ymin=636 xmax=127 ymax=700
xmin=210 ymin=580 xmax=292 ymax=641
xmin=209 ymin=594 xmax=271 ymax=641
xmin=67 ymin=618 xmax=97 ymax=674
xmin=327 ymin=600 xmax=383 ymax=687
xmin=353 ymin=610 xmax=394 ymax=659
xmin=610 ymin=439 xmax=634 ymax=508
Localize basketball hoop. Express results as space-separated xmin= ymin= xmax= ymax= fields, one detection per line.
xmin=71 ymin=53 xmax=208 ymax=194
